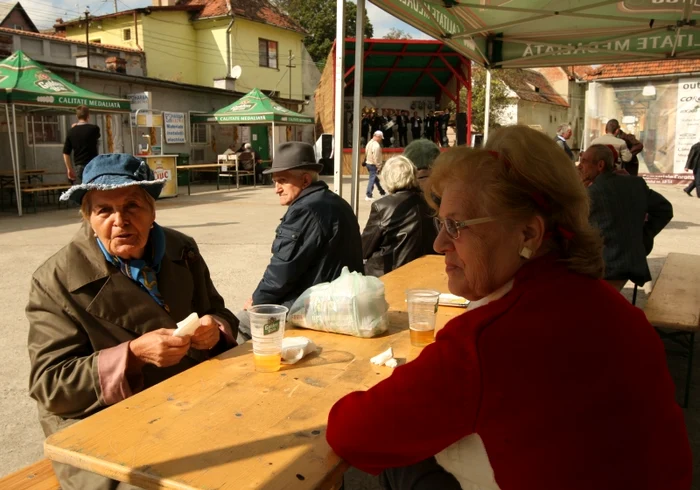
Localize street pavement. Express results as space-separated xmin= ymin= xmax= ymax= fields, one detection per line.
xmin=0 ymin=177 xmax=698 ymax=489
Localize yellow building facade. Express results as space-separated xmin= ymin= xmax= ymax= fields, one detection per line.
xmin=58 ymin=7 xmax=306 ymax=100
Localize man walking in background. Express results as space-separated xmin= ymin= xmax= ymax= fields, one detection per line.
xmin=365 ymin=130 xmax=386 ymax=201
xmin=62 ymin=105 xmax=100 ymax=183
xmin=684 ymin=140 xmax=700 ymax=198
xmin=554 ymin=124 xmax=574 ymax=161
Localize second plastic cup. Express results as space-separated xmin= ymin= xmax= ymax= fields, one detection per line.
xmin=248 ymin=304 xmax=288 ymax=372
xmin=406 ymin=289 xmax=440 ymax=347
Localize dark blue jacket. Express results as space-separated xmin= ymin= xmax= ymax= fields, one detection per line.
xmin=588 ymin=172 xmax=673 ymax=286
xmin=253 ymin=181 xmax=363 ymax=308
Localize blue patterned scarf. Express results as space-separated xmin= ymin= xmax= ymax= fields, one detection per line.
xmin=97 ymin=222 xmax=169 ymax=312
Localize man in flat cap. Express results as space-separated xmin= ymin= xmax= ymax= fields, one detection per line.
xmin=237 ymin=142 xmax=363 ymax=342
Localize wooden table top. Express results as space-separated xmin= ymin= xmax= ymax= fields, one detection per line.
xmin=45 ymin=255 xmax=460 ymax=490
xmin=644 ymin=253 xmax=700 ymax=331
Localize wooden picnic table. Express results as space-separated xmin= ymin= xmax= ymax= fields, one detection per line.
xmin=44 ymin=255 xmax=460 ymax=490
xmin=176 ymin=164 xmax=231 ymax=196
xmin=0 ymin=169 xmax=48 ymax=212
xmin=643 ymin=252 xmax=700 ymax=407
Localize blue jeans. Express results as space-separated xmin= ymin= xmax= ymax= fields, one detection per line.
xmin=366 ymin=164 xmax=385 ymax=198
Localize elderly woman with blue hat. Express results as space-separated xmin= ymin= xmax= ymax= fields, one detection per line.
xmin=26 ymin=154 xmax=238 ymax=490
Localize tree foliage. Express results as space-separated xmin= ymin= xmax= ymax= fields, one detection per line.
xmin=463 ymin=65 xmax=511 ymax=132
xmin=383 ymin=28 xmax=412 ymax=40
xmin=273 ymin=0 xmax=374 ymax=63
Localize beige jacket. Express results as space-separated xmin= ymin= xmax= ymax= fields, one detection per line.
xmin=27 ymin=223 xmax=237 ymax=489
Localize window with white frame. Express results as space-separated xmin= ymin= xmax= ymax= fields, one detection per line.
xmin=27 ymin=116 xmax=62 ymax=144
xmin=190 ymin=122 xmax=208 ymax=145
xmin=258 ymin=39 xmax=278 ymax=69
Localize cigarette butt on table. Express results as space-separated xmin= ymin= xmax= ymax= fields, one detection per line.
xmin=384 ymin=358 xmax=398 ymax=368
xmin=370 ymin=347 xmax=394 ymax=365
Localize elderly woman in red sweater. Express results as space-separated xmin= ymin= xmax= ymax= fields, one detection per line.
xmin=326 ymin=125 xmax=691 ymax=490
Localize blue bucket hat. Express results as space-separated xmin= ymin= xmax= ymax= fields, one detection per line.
xmin=60 ymin=154 xmax=167 ymax=204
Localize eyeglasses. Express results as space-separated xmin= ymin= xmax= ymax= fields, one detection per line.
xmin=434 ymin=216 xmax=496 ymax=239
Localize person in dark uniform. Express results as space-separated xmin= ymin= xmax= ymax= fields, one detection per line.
xmin=684 ymin=141 xmax=700 ymax=198
xmin=431 ymin=111 xmax=441 ymax=144
xmin=410 ymin=111 xmax=422 ymax=142
xmin=384 ymin=109 xmax=395 ymax=148
xmin=438 ymin=110 xmax=450 ymax=147
xmin=361 ymin=112 xmax=371 ymax=146
xmin=372 ymin=110 xmax=385 ymax=143
xmin=423 ymin=112 xmax=433 ymax=140
xmin=397 ymin=110 xmax=409 ymax=147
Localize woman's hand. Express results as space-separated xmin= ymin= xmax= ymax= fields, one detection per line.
xmin=191 ymin=315 xmax=222 ymax=350
xmin=128 ymin=329 xmax=191 ymax=368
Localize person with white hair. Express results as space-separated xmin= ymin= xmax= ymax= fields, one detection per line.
xmin=361 ymin=155 xmax=437 ymax=277
xmin=554 ymin=124 xmax=574 ymax=161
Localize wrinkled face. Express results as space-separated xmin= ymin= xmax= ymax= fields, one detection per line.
xmin=564 ymin=129 xmax=572 ymax=140
xmin=88 ymin=186 xmax=155 ymax=260
xmin=578 ymin=148 xmax=605 ymax=185
xmin=433 ymin=182 xmax=523 ymax=300
xmin=273 ymin=170 xmax=310 ymax=206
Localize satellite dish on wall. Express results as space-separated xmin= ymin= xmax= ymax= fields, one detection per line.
xmin=230 ymin=65 xmax=242 ymax=79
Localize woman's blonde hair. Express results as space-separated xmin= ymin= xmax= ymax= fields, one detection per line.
xmin=382 ymin=155 xmax=418 ymax=193
xmin=80 ymin=186 xmax=156 ymax=221
xmin=427 ymin=125 xmax=604 ymax=278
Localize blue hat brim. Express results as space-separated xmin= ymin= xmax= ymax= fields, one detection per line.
xmin=59 ymin=177 xmax=167 ymax=204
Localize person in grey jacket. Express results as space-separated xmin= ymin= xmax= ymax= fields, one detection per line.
xmin=578 ymin=144 xmax=673 ymax=290
xmin=362 ymin=156 xmax=437 ymax=277
xmin=238 ymin=142 xmax=363 ymax=341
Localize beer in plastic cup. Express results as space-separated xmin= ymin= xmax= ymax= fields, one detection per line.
xmin=406 ymin=289 xmax=439 ymax=347
xmin=248 ymin=305 xmax=288 ymax=372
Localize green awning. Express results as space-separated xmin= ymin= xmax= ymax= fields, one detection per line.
xmin=192 ymin=88 xmax=314 ymax=125
xmin=368 ymin=1 xmax=700 ymax=68
xmin=0 ymin=51 xmax=130 ymax=112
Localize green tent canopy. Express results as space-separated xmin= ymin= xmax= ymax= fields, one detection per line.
xmin=368 ymin=0 xmax=700 ymax=68
xmin=192 ymin=88 xmax=314 ymax=125
xmin=0 ymin=51 xmax=130 ymax=112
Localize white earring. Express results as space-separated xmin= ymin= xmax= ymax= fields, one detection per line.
xmin=520 ymin=246 xmax=533 ymax=259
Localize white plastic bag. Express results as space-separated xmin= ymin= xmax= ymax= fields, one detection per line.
xmin=288 ymin=267 xmax=389 ymax=338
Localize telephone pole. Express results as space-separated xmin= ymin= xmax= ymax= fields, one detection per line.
xmin=84 ymin=8 xmax=90 ymax=68
xmin=286 ymin=50 xmax=296 ymax=101
xmin=114 ymin=0 xmax=118 ymax=13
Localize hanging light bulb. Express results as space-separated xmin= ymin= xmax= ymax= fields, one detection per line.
xmin=642 ymin=83 xmax=656 ymax=97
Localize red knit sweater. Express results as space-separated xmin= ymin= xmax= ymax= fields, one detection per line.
xmin=327 ymin=256 xmax=691 ymax=489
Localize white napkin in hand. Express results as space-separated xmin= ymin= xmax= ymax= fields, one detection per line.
xmin=173 ymin=313 xmax=200 ymax=337
xmin=281 ymin=337 xmax=317 ymax=364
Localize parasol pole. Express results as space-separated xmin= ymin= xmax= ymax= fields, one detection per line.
xmin=11 ymin=103 xmax=22 ymax=216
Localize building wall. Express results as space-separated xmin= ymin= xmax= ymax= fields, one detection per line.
xmin=224 ymin=18 xmax=305 ymax=99
xmin=61 ymin=14 xmax=144 ymax=58
xmin=0 ymin=30 xmax=144 ymax=75
xmin=0 ymin=70 xmax=245 ymax=182
xmin=1 ymin=8 xmax=35 ymax=32
xmin=142 ymin=11 xmax=197 ymax=84
xmin=193 ymin=18 xmax=230 ymax=88
xmin=515 ymin=99 xmax=569 ymax=137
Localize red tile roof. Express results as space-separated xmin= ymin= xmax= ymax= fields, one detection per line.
xmin=498 ymin=68 xmax=569 ymax=108
xmin=586 ymin=60 xmax=700 ymax=80
xmin=181 ymin=0 xmax=306 ymax=34
xmin=0 ymin=26 xmax=142 ymax=53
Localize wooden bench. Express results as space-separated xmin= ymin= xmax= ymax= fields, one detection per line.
xmin=21 ymin=185 xmax=73 ymax=213
xmin=218 ymin=154 xmax=256 ymax=190
xmin=643 ymin=253 xmax=700 ymax=407
xmin=0 ymin=459 xmax=60 ymax=489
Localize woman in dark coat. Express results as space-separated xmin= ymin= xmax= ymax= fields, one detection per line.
xmin=362 ymin=155 xmax=437 ymax=277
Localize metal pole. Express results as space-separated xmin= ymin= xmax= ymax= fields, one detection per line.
xmin=114 ymin=0 xmax=118 ymax=13
xmin=31 ymin=116 xmax=37 ymax=170
xmin=483 ymin=69 xmax=491 ymax=144
xmin=12 ymin=104 xmax=22 ymax=216
xmin=84 ymin=9 xmax=90 ymax=69
xmin=5 ymin=104 xmax=18 ymax=214
xmin=271 ymin=121 xmax=276 ymax=159
xmin=286 ymin=50 xmax=296 ymax=102
xmin=349 ymin=0 xmax=365 ymax=215
xmin=333 ymin=0 xmax=346 ymax=196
